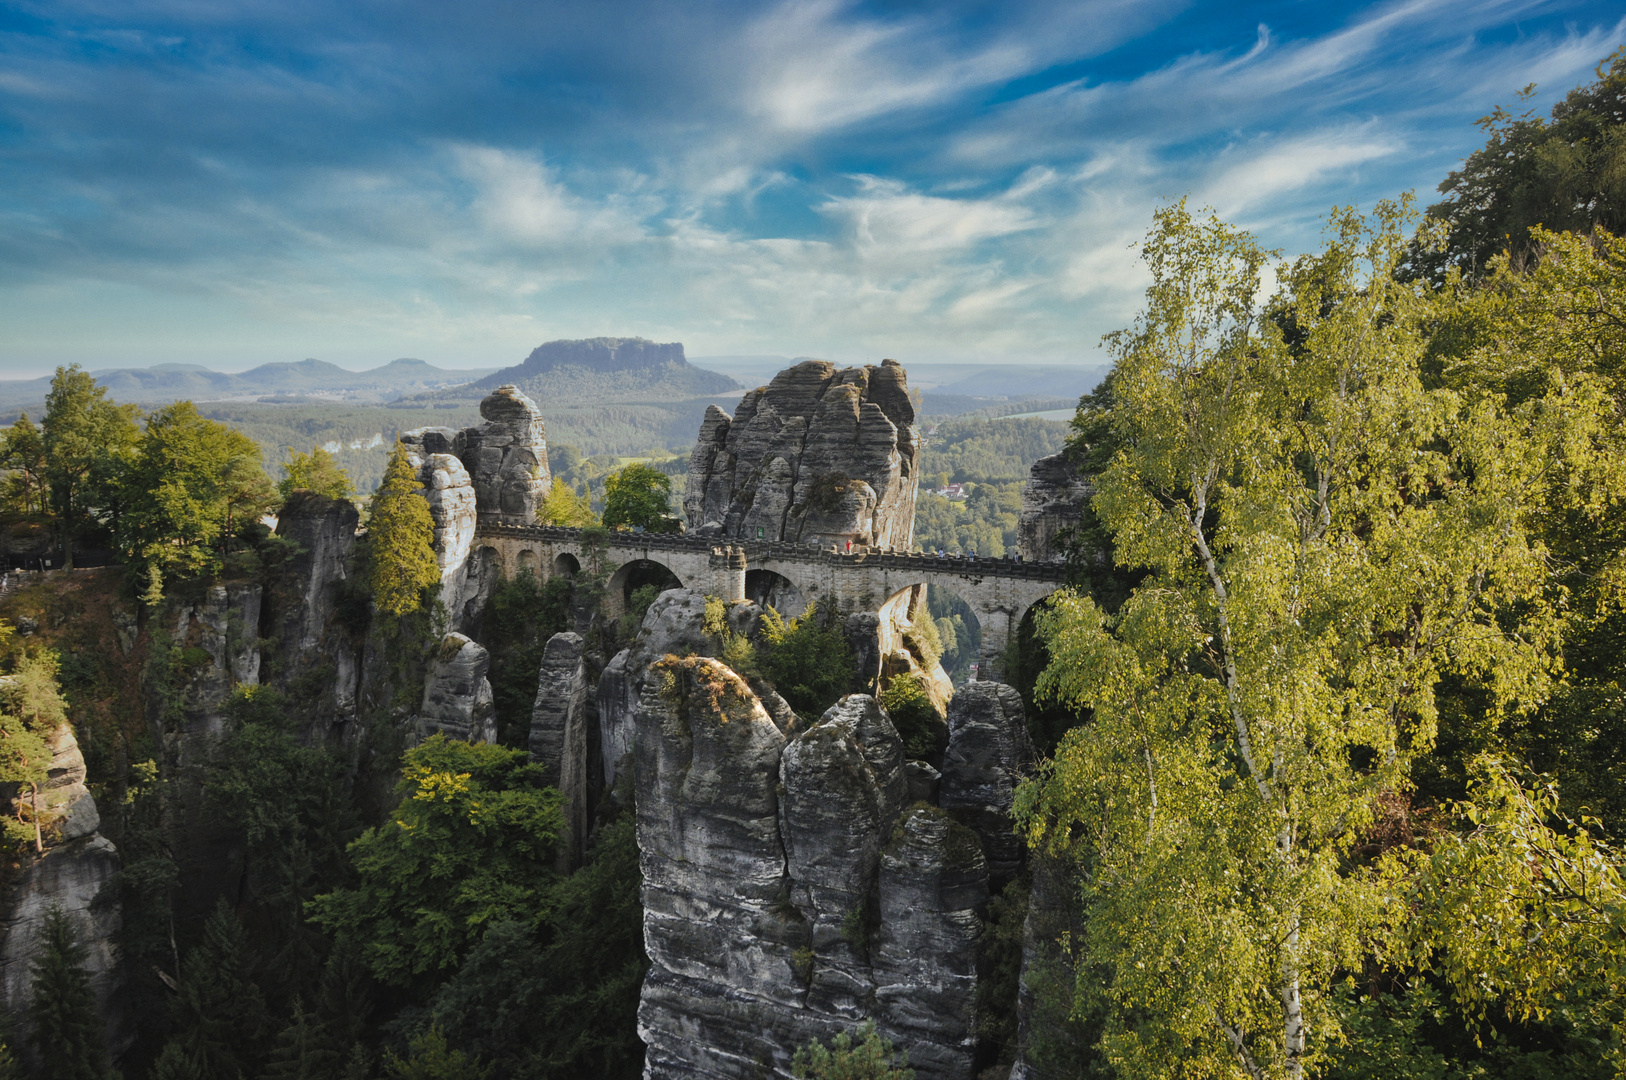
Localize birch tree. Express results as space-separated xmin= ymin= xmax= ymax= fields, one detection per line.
xmin=1018 ymin=201 xmax=1604 ymax=1078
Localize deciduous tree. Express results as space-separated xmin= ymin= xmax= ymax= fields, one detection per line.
xmin=279 ymin=446 xmax=354 ymax=503
xmin=1021 ymin=201 xmax=1596 ymax=1078
xmin=601 ymin=463 xmax=678 ymax=533
xmin=42 ymin=365 xmax=140 ymax=569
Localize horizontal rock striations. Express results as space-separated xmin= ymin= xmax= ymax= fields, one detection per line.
xmin=632 ymin=593 xmax=1043 ymax=1080
xmin=402 ymin=383 xmax=550 ymax=531
xmin=939 ymin=682 xmax=1037 ymax=884
xmin=417 ymin=632 xmax=497 ymax=745
xmin=1017 ymin=452 xmax=1093 ymax=563
xmin=685 ymin=359 xmax=920 ymax=549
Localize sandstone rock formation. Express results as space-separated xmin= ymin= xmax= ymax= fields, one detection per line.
xmin=1008 ymin=856 xmax=1093 ymax=1080
xmin=939 ymin=682 xmax=1037 ymax=883
xmin=530 ymin=631 xmax=589 ymax=867
xmin=166 ymin=583 xmax=263 ymax=750
xmin=269 ymin=492 xmax=361 ymax=726
xmin=418 ymin=632 xmax=497 ymax=744
xmin=628 ymin=591 xmax=1040 ymax=1080
xmin=1017 ymin=452 xmax=1093 ymax=563
xmin=597 ymin=589 xmax=760 ymax=792
xmin=0 ymin=720 xmax=122 ymax=1067
xmin=685 ymin=360 xmax=919 ymax=549
xmin=460 ymin=386 xmax=551 ymax=527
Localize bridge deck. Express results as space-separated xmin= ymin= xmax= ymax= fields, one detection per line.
xmin=474 ymin=522 xmax=1068 ymax=583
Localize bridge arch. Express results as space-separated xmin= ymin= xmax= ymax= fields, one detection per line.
xmin=605 ymin=558 xmax=685 ymax=620
xmin=745 ymin=568 xmax=806 ymax=620
xmin=553 ymin=552 xmax=581 ymax=578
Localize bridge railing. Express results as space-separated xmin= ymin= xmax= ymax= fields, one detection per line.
xmin=474 ymin=523 xmax=1068 ymax=582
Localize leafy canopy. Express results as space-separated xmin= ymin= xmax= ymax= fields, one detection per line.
xmin=279 ymin=445 xmax=354 ymax=502
xmin=537 ymin=477 xmax=597 ymax=527
xmin=367 ymin=442 xmax=441 ymax=617
xmin=757 ymin=601 xmax=857 ymax=720
xmin=309 ymin=735 xmax=564 ymax=988
xmin=1021 ymin=200 xmax=1600 ymax=1079
xmin=116 ymin=401 xmax=275 ymax=600
xmin=601 ymin=463 xmax=678 ymax=533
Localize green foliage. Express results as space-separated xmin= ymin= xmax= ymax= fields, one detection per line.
xmin=384 ymin=1025 xmax=491 ymax=1080
xmin=309 ymin=736 xmax=564 ymax=989
xmin=262 ymin=999 xmax=341 ymax=1080
xmin=758 ymin=601 xmax=857 ymax=720
xmin=1 ymin=412 xmax=47 ymax=517
xmin=207 ymin=687 xmax=361 ymax=1007
xmin=877 ymin=674 xmax=944 ymax=760
xmin=426 ymin=814 xmax=647 ymax=1080
xmin=43 ymin=363 xmax=142 ymax=568
xmin=1412 ymin=48 xmax=1626 ymax=282
xmin=367 ymin=442 xmax=440 ymax=617
xmin=601 ymin=463 xmax=678 ymax=532
xmin=280 ymin=446 xmax=354 ymax=503
xmin=483 ymin=570 xmax=573 ymax=747
xmin=537 ymin=477 xmax=597 ymax=527
xmin=1024 ymin=200 xmax=1594 ymax=1077
xmin=116 ymin=401 xmax=275 ymax=599
xmin=158 ymin=899 xmax=273 ymax=1080
xmin=918 ymin=415 xmax=1069 ymax=485
xmin=912 ymin=482 xmax=1023 ymax=557
xmin=976 ymin=878 xmax=1031 ymax=1070
xmin=28 ymin=907 xmax=108 ymax=1080
xmin=1381 ymin=759 xmax=1626 ymax=1064
xmin=791 ymin=1020 xmax=914 ymax=1080
xmin=0 ymin=651 xmax=60 ymax=852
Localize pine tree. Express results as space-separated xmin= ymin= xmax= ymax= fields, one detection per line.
xmin=367 ymin=443 xmax=440 ymax=616
xmin=263 ymin=1000 xmax=339 ymax=1080
xmin=28 ymin=906 xmax=108 ymax=1080
xmin=164 ymin=899 xmax=272 ymax=1080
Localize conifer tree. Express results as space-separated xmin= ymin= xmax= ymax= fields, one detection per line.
xmin=263 ymin=1000 xmax=338 ymax=1080
xmin=160 ymin=899 xmax=273 ymax=1080
xmin=367 ymin=443 xmax=440 ymax=617
xmin=28 ymin=906 xmax=108 ymax=1080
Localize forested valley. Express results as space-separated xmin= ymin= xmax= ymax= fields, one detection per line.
xmin=0 ymin=49 xmax=1622 ymax=1080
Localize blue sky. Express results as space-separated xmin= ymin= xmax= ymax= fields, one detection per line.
xmin=1 ymin=0 xmax=1622 ymax=376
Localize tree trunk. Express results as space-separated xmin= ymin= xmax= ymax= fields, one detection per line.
xmin=29 ymin=781 xmax=41 ymax=854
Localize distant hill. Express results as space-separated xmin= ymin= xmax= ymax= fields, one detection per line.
xmin=0 ymin=358 xmax=499 ymax=414
xmin=415 ymin=337 xmax=741 ymax=403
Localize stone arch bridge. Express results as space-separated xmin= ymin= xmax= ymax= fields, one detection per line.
xmin=473 ymin=523 xmax=1067 ymax=678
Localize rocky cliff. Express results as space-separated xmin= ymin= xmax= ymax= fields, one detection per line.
xmin=1016 ymin=452 xmax=1092 ymax=563
xmin=0 ymin=721 xmax=122 ymax=1065
xmin=623 ymin=590 xmax=1035 ymax=1080
xmin=685 ymin=359 xmax=920 ymax=549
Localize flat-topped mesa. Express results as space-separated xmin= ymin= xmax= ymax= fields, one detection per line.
xmin=685 ymin=359 xmax=919 ymax=549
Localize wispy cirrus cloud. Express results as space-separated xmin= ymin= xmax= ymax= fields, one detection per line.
xmin=0 ymin=0 xmax=1622 ymax=374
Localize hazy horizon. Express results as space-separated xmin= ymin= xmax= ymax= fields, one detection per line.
xmin=3 ymin=1 xmax=1622 ymax=378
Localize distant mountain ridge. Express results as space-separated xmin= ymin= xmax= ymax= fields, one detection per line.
xmin=0 ymin=357 xmax=498 ymax=413
xmin=419 ymin=337 xmax=741 ymax=403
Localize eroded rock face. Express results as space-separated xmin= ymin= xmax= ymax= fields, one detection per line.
xmin=1017 ymin=452 xmax=1093 ymax=563
xmin=872 ymin=808 xmax=987 ymax=1080
xmin=684 ymin=360 xmax=919 ymax=548
xmin=939 ymin=682 xmax=1036 ymax=883
xmin=167 ymin=583 xmax=263 ymax=749
xmin=531 ymin=631 xmax=589 ymax=867
xmin=459 ymin=385 xmax=551 ymax=527
xmin=0 ymin=720 xmax=122 ymax=1067
xmin=597 ymin=590 xmax=759 ymax=792
xmin=0 ymin=837 xmax=122 ymax=1067
xmin=418 ymin=632 xmax=496 ymax=744
xmin=270 ymin=492 xmax=360 ymax=726
xmin=634 ymin=610 xmax=1001 ymax=1080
